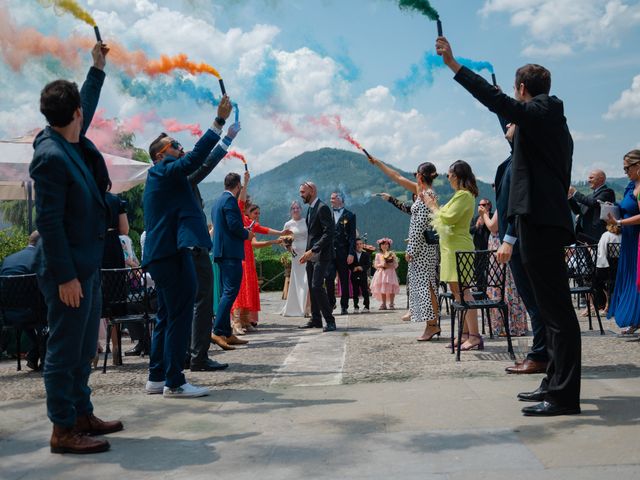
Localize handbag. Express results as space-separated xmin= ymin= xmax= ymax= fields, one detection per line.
xmin=423 ymin=229 xmax=439 ymax=245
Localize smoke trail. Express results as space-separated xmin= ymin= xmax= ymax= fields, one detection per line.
xmin=86 ymin=109 xmax=139 ymax=157
xmin=226 ymin=150 xmax=247 ymax=164
xmin=251 ymin=51 xmax=278 ymax=103
xmin=39 ymin=0 xmax=96 ymax=26
xmin=118 ymin=75 xmax=220 ymax=107
xmin=396 ymin=0 xmax=439 ymax=21
xmin=162 ymin=119 xmax=203 ymax=137
xmin=308 ymin=114 xmax=363 ymax=150
xmin=395 ymin=51 xmax=494 ymax=96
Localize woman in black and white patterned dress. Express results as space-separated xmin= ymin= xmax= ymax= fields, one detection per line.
xmin=369 ymin=158 xmax=441 ymax=340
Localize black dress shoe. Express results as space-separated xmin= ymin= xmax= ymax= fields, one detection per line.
xmin=323 ymin=323 xmax=337 ymax=332
xmin=124 ymin=343 xmax=143 ymax=357
xmin=190 ymin=359 xmax=229 ymax=371
xmin=26 ymin=359 xmax=40 ymax=371
xmin=517 ymin=385 xmax=547 ymax=402
xmin=299 ymin=321 xmax=323 ymax=329
xmin=340 ymin=309 xmax=348 ymax=315
xmin=522 ymin=401 xmax=581 ymax=416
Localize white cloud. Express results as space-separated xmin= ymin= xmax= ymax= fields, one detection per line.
xmin=604 ymin=74 xmax=640 ymax=120
xmin=426 ymin=129 xmax=508 ymax=181
xmin=480 ymin=0 xmax=640 ymax=57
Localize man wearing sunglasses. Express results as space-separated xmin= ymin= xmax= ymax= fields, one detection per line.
xmin=142 ymin=95 xmax=233 ymax=398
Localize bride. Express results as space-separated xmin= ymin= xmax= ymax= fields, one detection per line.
xmin=281 ymin=201 xmax=309 ymax=317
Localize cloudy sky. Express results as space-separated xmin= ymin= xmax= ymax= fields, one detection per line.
xmin=1 ymin=0 xmax=639 ymax=182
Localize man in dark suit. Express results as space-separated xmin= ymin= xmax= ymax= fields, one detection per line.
xmin=493 ymin=120 xmax=548 ymax=375
xmin=349 ymin=238 xmax=371 ymax=313
xmin=325 ymin=191 xmax=357 ymax=315
xmin=0 ymin=231 xmax=46 ymax=371
xmin=438 ymin=37 xmax=581 ymax=416
xmin=143 ymin=96 xmax=232 ymax=398
xmin=186 ymin=122 xmax=240 ymax=372
xmin=29 ymin=43 xmax=122 ymax=454
xmin=299 ymin=182 xmax=336 ymax=331
xmin=211 ymin=172 xmax=253 ymax=349
xmin=568 ymin=170 xmax=615 ymax=244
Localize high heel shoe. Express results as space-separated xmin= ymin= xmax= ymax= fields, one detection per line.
xmin=446 ymin=333 xmax=468 ymax=349
xmin=417 ymin=324 xmax=441 ymax=342
xmin=460 ymin=333 xmax=484 ymax=351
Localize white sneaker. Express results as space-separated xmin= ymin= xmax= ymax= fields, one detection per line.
xmin=362 ymin=308 xmax=370 ymax=313
xmin=354 ymin=308 xmax=360 ymax=314
xmin=145 ymin=380 xmax=164 ymax=395
xmin=163 ymin=383 xmax=210 ymax=398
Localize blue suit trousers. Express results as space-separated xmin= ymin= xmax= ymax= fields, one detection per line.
xmin=40 ymin=270 xmax=101 ymax=427
xmin=147 ymin=251 xmax=196 ymax=389
xmin=213 ymin=258 xmax=243 ymax=337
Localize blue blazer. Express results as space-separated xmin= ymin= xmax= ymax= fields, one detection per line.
xmin=29 ymin=67 xmax=109 ymax=285
xmin=142 ymin=129 xmax=222 ymax=267
xmin=0 ymin=246 xmax=37 ymax=276
xmin=212 ymin=191 xmax=248 ymax=261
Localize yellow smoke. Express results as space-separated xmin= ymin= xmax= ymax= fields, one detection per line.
xmin=39 ymin=0 xmax=96 ymax=27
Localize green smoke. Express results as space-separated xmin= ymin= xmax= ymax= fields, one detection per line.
xmin=397 ymin=0 xmax=439 ymax=21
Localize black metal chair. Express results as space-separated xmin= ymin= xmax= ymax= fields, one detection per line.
xmin=101 ymin=267 xmax=154 ymax=373
xmin=437 ymin=281 xmax=453 ymax=324
xmin=0 ymin=273 xmax=47 ymax=371
xmin=450 ymin=250 xmax=515 ymax=361
xmin=565 ymin=244 xmax=604 ymax=335
xmin=606 ymin=243 xmax=621 ymax=304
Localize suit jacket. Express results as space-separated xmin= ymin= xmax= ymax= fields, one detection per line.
xmin=142 ymin=129 xmax=220 ymax=267
xmin=349 ymin=250 xmax=371 ymax=280
xmin=568 ymin=184 xmax=616 ymax=243
xmin=212 ymin=191 xmax=249 ymax=261
xmin=455 ymin=66 xmax=574 ymax=236
xmin=29 ymin=66 xmax=109 ymax=284
xmin=494 ymin=114 xmax=517 ymax=243
xmin=306 ymin=199 xmax=335 ymax=262
xmin=0 ymin=246 xmax=37 ymax=276
xmin=333 ymin=208 xmax=357 ymax=257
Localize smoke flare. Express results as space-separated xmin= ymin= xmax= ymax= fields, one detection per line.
xmin=308 ymin=115 xmax=363 ymax=150
xmin=162 ymin=119 xmax=203 ymax=137
xmin=226 ymin=150 xmax=247 ymax=164
xmin=396 ymin=0 xmax=439 ymax=21
xmin=39 ymin=0 xmax=96 ymax=26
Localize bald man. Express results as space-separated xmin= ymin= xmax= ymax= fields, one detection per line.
xmin=568 ymin=170 xmax=615 ymax=244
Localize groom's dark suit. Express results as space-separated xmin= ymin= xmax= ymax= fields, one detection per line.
xmin=305 ymin=198 xmax=335 ymax=327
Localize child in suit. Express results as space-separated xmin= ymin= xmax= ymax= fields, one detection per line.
xmin=370 ymin=238 xmax=400 ymax=310
xmin=349 ymin=238 xmax=371 ymax=313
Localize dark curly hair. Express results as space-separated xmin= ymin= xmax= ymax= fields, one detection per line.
xmin=416 ymin=162 xmax=438 ymax=186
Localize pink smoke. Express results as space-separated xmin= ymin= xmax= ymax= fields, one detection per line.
xmin=162 ymin=119 xmax=202 ymax=138
xmin=307 ymin=114 xmax=363 ymax=150
xmin=226 ymin=150 xmax=246 ymax=163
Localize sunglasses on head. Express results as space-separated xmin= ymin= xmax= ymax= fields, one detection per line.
xmin=158 ymin=140 xmax=182 ymax=156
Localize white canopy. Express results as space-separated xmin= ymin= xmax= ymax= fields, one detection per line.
xmin=0 ymin=136 xmax=150 ymax=200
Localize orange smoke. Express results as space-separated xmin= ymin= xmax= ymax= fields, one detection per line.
xmin=145 ymin=54 xmax=220 ymax=78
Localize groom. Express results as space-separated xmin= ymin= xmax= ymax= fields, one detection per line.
xmin=298 ymin=182 xmax=336 ymax=332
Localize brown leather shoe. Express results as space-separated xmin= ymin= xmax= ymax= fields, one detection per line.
xmin=50 ymin=425 xmax=110 ymax=454
xmin=211 ymin=334 xmax=235 ymax=350
xmin=506 ymin=359 xmax=548 ymax=374
xmin=226 ymin=334 xmax=249 ymax=346
xmin=75 ymin=413 xmax=123 ymax=436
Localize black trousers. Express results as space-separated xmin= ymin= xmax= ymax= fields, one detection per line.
xmin=307 ymin=260 xmax=335 ymax=326
xmin=190 ymin=248 xmax=214 ymax=364
xmin=518 ymin=219 xmax=581 ymax=407
xmin=351 ymin=272 xmax=369 ymax=309
xmin=325 ymin=255 xmax=350 ymax=310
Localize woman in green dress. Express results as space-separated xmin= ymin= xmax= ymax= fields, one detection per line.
xmin=424 ymin=160 xmax=481 ymax=350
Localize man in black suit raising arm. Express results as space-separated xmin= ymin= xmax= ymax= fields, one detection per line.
xmin=568 ymin=170 xmax=615 ymax=244
xmin=298 ymin=182 xmax=336 ymax=332
xmin=437 ymin=36 xmax=581 ymax=416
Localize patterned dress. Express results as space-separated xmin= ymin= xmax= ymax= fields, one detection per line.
xmin=406 ymin=195 xmax=439 ymax=322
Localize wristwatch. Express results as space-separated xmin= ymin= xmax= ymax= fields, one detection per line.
xmin=616 ymin=219 xmax=622 ymax=227
xmin=215 ymin=116 xmax=226 ymax=126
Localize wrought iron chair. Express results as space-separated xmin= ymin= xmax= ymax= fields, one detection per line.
xmin=606 ymin=242 xmax=621 ymax=307
xmin=0 ymin=273 xmax=47 ymax=371
xmin=450 ymin=250 xmax=515 ymax=361
xmin=565 ymin=244 xmax=604 ymax=335
xmin=101 ymin=267 xmax=154 ymax=373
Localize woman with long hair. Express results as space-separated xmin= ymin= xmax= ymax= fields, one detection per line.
xmin=368 ymin=157 xmax=441 ymax=341
xmin=424 ymin=160 xmax=481 ymax=350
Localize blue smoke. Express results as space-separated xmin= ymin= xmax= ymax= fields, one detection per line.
xmin=118 ymin=75 xmax=220 ymax=106
xmin=251 ymin=52 xmax=278 ymax=103
xmin=395 ymin=51 xmax=494 ymax=97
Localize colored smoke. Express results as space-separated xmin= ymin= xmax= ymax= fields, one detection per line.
xmin=251 ymin=51 xmax=278 ymax=103
xmin=396 ymin=0 xmax=439 ymax=21
xmin=39 ymin=0 xmax=96 ymax=26
xmin=226 ymin=150 xmax=246 ymax=163
xmin=162 ymin=119 xmax=203 ymax=137
xmin=119 ymin=75 xmax=220 ymax=106
xmin=308 ymin=115 xmax=362 ymax=150
xmin=395 ymin=51 xmax=494 ymax=96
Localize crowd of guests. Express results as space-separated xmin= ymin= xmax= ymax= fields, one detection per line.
xmin=3 ymin=30 xmax=638 ymax=458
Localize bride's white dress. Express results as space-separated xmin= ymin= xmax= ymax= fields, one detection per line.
xmin=281 ymin=218 xmax=308 ymax=317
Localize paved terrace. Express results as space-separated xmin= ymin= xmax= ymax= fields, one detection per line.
xmin=1 ymin=292 xmax=639 ymax=479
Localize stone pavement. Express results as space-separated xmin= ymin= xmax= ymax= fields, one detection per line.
xmin=1 ymin=292 xmax=639 ymax=479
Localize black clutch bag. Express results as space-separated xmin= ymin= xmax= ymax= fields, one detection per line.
xmin=423 ymin=229 xmax=439 ymax=245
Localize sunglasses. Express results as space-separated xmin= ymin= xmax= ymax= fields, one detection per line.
xmin=624 ymin=164 xmax=639 ymax=173
xmin=157 ymin=140 xmax=182 ymax=156
xmin=479 ymin=203 xmax=490 ymax=207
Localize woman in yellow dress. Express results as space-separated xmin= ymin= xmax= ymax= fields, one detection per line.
xmin=424 ymin=160 xmax=481 ymax=350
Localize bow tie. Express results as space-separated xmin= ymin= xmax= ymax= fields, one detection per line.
xmin=333 ymin=208 xmax=343 ymax=212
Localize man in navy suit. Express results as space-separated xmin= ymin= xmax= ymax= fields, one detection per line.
xmin=211 ymin=172 xmax=254 ymax=349
xmin=0 ymin=231 xmax=45 ymax=371
xmin=299 ymin=181 xmax=336 ymax=331
xmin=142 ymin=96 xmax=233 ymax=398
xmin=30 ymin=43 xmax=122 ymax=454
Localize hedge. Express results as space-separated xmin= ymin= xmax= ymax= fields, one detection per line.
xmin=0 ymin=228 xmax=29 ymax=264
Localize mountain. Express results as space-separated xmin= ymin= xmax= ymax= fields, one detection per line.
xmin=199 ymin=148 xmax=495 ymax=248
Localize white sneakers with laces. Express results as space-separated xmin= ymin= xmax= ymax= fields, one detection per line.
xmin=162 ymin=383 xmax=209 ymax=398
